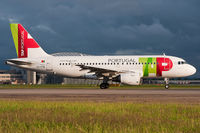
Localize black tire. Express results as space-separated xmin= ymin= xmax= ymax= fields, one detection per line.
xmin=100 ymin=83 xmax=109 ymax=89
xmin=165 ymin=84 xmax=169 ymax=89
xmin=100 ymin=83 xmax=106 ymax=89
xmin=105 ymin=83 xmax=109 ymax=88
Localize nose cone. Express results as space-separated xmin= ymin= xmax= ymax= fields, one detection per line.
xmin=187 ymin=65 xmax=196 ymax=76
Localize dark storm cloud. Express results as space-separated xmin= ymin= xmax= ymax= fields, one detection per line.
xmin=0 ymin=0 xmax=199 ymax=76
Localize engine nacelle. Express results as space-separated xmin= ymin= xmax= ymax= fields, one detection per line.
xmin=113 ymin=71 xmax=142 ymax=85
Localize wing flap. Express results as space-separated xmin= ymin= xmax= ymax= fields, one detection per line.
xmin=76 ymin=65 xmax=120 ymax=77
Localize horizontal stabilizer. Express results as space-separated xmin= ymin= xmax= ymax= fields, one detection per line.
xmin=5 ymin=59 xmax=32 ymax=65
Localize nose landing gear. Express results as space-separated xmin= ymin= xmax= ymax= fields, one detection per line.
xmin=164 ymin=78 xmax=170 ymax=89
xmin=165 ymin=84 xmax=170 ymax=89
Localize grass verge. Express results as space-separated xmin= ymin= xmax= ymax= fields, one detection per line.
xmin=0 ymin=101 xmax=200 ymax=133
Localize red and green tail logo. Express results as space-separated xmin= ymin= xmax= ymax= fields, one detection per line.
xmin=10 ymin=24 xmax=40 ymax=58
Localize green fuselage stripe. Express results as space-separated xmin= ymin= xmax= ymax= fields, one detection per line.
xmin=148 ymin=58 xmax=156 ymax=74
xmin=10 ymin=24 xmax=18 ymax=57
xmin=139 ymin=57 xmax=157 ymax=77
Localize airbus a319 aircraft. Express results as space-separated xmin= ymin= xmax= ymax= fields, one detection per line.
xmin=6 ymin=24 xmax=196 ymax=89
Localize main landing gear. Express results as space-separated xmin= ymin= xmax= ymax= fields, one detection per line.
xmin=100 ymin=76 xmax=110 ymax=89
xmin=164 ymin=78 xmax=170 ymax=89
xmin=100 ymin=83 xmax=109 ymax=89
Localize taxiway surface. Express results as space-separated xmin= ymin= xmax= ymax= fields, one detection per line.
xmin=0 ymin=88 xmax=200 ymax=103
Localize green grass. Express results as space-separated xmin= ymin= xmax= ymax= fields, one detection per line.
xmin=0 ymin=101 xmax=200 ymax=133
xmin=0 ymin=84 xmax=200 ymax=89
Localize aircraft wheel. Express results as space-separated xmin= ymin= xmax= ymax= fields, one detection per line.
xmin=165 ymin=84 xmax=169 ymax=89
xmin=100 ymin=83 xmax=109 ymax=89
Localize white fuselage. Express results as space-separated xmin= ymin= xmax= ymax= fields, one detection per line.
xmin=8 ymin=55 xmax=196 ymax=79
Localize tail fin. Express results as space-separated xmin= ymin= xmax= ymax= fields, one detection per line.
xmin=10 ymin=24 xmax=49 ymax=58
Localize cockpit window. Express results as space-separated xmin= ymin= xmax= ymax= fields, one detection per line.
xmin=178 ymin=61 xmax=187 ymax=65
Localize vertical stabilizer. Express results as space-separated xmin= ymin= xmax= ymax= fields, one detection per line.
xmin=10 ymin=24 xmax=49 ymax=58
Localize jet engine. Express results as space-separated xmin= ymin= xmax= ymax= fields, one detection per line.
xmin=113 ymin=71 xmax=142 ymax=85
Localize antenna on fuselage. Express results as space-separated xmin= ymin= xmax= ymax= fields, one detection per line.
xmin=163 ymin=53 xmax=166 ymax=56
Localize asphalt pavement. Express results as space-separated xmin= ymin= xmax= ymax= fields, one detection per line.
xmin=0 ymin=88 xmax=200 ymax=103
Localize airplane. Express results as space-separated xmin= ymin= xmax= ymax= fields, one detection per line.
xmin=5 ymin=24 xmax=196 ymax=89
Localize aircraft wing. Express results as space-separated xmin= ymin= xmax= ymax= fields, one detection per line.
xmin=76 ymin=65 xmax=121 ymax=77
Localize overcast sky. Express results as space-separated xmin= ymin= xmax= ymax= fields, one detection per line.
xmin=0 ymin=0 xmax=199 ymax=77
